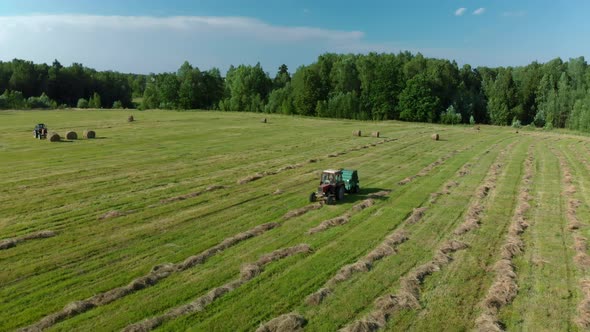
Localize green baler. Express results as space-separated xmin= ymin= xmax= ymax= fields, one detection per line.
xmin=342 ymin=169 xmax=360 ymax=193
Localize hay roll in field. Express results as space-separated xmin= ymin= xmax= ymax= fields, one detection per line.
xmin=371 ymin=131 xmax=380 ymax=138
xmin=65 ymin=131 xmax=77 ymax=140
xmin=431 ymin=133 xmax=439 ymax=141
xmin=261 ymin=118 xmax=267 ymax=123
xmin=128 ymin=115 xmax=134 ymax=122
xmin=353 ymin=130 xmax=362 ymax=137
xmin=83 ymin=130 xmax=96 ymax=139
xmin=48 ymin=132 xmax=61 ymax=142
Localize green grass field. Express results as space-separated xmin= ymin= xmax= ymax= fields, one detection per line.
xmin=2 ymin=110 xmax=590 ymax=331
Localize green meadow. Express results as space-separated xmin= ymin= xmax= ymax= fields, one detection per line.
xmin=1 ymin=110 xmax=589 ymax=331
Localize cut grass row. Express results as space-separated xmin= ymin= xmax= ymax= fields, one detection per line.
xmin=54 ymin=131 xmax=490 ymax=330
xmin=0 ymin=112 xmax=480 ymax=330
xmin=48 ymin=135 xmax=490 ymax=330
xmin=332 ymin=139 xmax=522 ymax=331
xmin=155 ymin=132 xmax=512 ymax=331
xmin=0 ymin=110 xmax=532 ymax=331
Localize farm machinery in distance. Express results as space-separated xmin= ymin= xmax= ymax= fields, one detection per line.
xmin=33 ymin=123 xmax=48 ymax=139
xmin=309 ymin=169 xmax=359 ymax=205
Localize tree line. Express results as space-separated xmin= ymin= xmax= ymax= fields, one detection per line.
xmin=2 ymin=53 xmax=590 ymax=131
xmin=0 ymin=59 xmax=139 ymax=109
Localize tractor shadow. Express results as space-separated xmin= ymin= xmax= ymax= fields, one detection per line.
xmin=341 ymin=187 xmax=392 ymax=203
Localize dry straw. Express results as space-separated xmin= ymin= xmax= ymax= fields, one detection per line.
xmin=0 ymin=230 xmax=56 ymax=251
xmin=352 ymin=199 xmax=375 ymax=212
xmin=98 ymin=210 xmax=129 ymax=220
xmin=256 ymin=313 xmax=307 ymax=332
xmin=368 ymin=191 xmax=391 ymax=198
xmin=305 ymin=287 xmax=332 ymax=306
xmin=406 ymin=207 xmax=427 ymax=224
xmin=284 ymin=203 xmax=323 ymax=220
xmin=307 ymin=230 xmax=408 ymax=306
xmin=342 ymin=239 xmax=467 ymax=331
xmin=65 ymin=131 xmax=77 ymax=139
xmin=83 ymin=130 xmax=96 ymax=139
xmin=22 ymin=230 xmax=56 ymax=240
xmin=22 ymin=223 xmax=280 ymax=331
xmin=577 ymin=279 xmax=590 ymax=328
xmin=160 ymin=185 xmax=225 ymax=204
xmin=48 ymin=132 xmax=60 ymax=142
xmin=238 ymin=173 xmax=265 ymax=184
xmin=475 ymin=150 xmax=533 ymax=331
xmin=307 ymin=214 xmax=351 ymax=234
xmin=124 ymin=245 xmax=311 ymax=332
xmin=307 ymin=199 xmax=375 ymax=234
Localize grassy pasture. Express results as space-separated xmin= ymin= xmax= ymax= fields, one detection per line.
xmin=1 ymin=110 xmax=590 ymax=331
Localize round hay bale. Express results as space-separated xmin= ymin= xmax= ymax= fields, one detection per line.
xmin=261 ymin=118 xmax=267 ymax=123
xmin=83 ymin=130 xmax=96 ymax=139
xmin=431 ymin=133 xmax=440 ymax=141
xmin=48 ymin=132 xmax=61 ymax=142
xmin=128 ymin=115 xmax=134 ymax=122
xmin=353 ymin=130 xmax=362 ymax=137
xmin=65 ymin=131 xmax=77 ymax=140
xmin=371 ymin=131 xmax=380 ymax=138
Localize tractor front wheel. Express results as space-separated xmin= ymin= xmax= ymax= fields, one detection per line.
xmin=327 ymin=196 xmax=335 ymax=205
xmin=337 ymin=186 xmax=345 ymax=201
xmin=309 ymin=192 xmax=316 ymax=203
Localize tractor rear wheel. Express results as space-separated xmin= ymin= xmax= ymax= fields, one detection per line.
xmin=337 ymin=186 xmax=345 ymax=201
xmin=309 ymin=192 xmax=316 ymax=203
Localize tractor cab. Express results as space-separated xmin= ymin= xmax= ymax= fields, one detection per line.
xmin=321 ymin=169 xmax=342 ymax=185
xmin=33 ymin=123 xmax=48 ymax=139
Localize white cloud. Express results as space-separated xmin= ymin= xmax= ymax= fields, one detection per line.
xmin=473 ymin=8 xmax=486 ymax=15
xmin=0 ymin=14 xmax=369 ymax=73
xmin=455 ymin=8 xmax=467 ymax=16
xmin=0 ymin=15 xmax=363 ymax=42
xmin=0 ymin=14 xmax=494 ymax=74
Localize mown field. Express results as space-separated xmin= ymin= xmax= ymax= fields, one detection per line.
xmin=2 ymin=110 xmax=590 ymax=332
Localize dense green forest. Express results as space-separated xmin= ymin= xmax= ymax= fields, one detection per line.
xmin=0 ymin=59 xmax=141 ymax=110
xmin=2 ymin=53 xmax=590 ymax=131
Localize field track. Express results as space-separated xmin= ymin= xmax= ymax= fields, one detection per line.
xmin=2 ymin=110 xmax=590 ymax=331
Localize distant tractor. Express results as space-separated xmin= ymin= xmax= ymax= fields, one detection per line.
xmin=309 ymin=169 xmax=360 ymax=205
xmin=33 ymin=124 xmax=48 ymax=139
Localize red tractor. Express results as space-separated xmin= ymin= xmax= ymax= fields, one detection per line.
xmin=309 ymin=169 xmax=359 ymax=205
xmin=33 ymin=123 xmax=48 ymax=139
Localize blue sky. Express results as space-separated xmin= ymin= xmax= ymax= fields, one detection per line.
xmin=0 ymin=0 xmax=587 ymax=74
